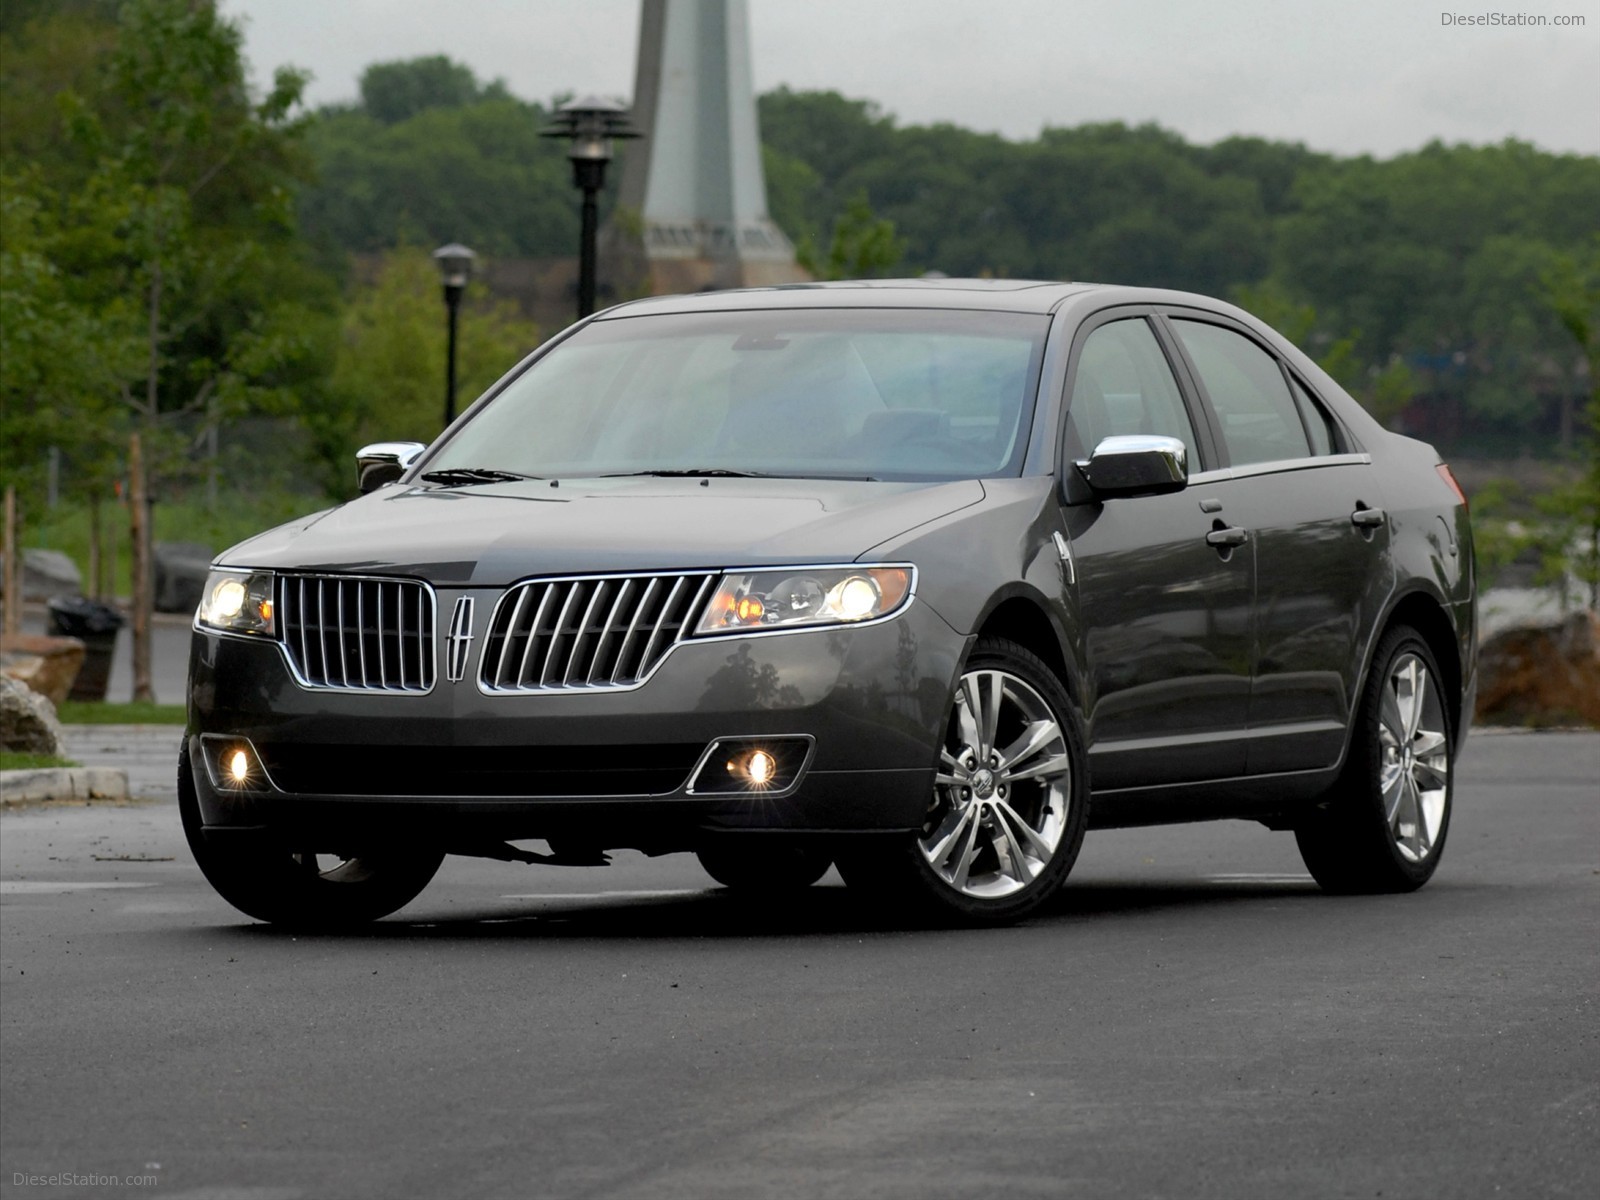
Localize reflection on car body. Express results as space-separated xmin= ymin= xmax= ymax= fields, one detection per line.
xmin=184 ymin=279 xmax=1475 ymax=926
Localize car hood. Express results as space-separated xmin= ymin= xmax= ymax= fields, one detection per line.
xmin=219 ymin=476 xmax=986 ymax=585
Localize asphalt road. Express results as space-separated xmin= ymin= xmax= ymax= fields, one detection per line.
xmin=1 ymin=732 xmax=1596 ymax=1200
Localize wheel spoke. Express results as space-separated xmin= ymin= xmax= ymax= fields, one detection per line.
xmin=947 ymin=813 xmax=982 ymax=891
xmin=994 ymin=799 xmax=1057 ymax=861
xmin=958 ymin=676 xmax=983 ymax=752
xmin=1411 ymin=782 xmax=1434 ymax=858
xmin=925 ymin=802 xmax=977 ymax=868
xmin=1381 ymin=761 xmax=1406 ymax=823
xmin=997 ymin=719 xmax=1059 ymax=772
xmin=976 ymin=672 xmax=1002 ymax=758
xmin=1396 ymin=659 xmax=1425 ymax=741
xmin=1005 ymin=753 xmax=1072 ymax=784
xmin=993 ymin=816 xmax=1037 ymax=885
xmin=1380 ymin=687 xmax=1406 ymax=746
xmin=1412 ymin=729 xmax=1447 ymax=758
xmin=1413 ymin=757 xmax=1449 ymax=792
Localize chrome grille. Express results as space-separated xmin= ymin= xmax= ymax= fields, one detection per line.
xmin=480 ymin=572 xmax=715 ymax=692
xmin=278 ymin=575 xmax=436 ymax=693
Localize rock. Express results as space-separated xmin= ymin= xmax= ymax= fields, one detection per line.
xmin=1 ymin=634 xmax=87 ymax=706
xmin=0 ymin=674 xmax=67 ymax=756
xmin=154 ymin=541 xmax=213 ymax=613
xmin=1476 ymin=610 xmax=1600 ymax=728
xmin=20 ymin=548 xmax=82 ymax=601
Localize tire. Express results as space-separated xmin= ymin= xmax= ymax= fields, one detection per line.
xmin=1296 ymin=626 xmax=1455 ymax=894
xmin=179 ymin=750 xmax=443 ymax=927
xmin=696 ymin=843 xmax=832 ymax=892
xmin=836 ymin=637 xmax=1088 ymax=924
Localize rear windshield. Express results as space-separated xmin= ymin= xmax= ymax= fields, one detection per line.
xmin=429 ymin=308 xmax=1049 ymax=482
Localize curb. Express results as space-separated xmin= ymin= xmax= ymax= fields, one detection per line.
xmin=0 ymin=766 xmax=130 ymax=807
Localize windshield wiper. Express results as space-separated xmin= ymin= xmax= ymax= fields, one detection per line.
xmin=420 ymin=467 xmax=537 ymax=485
xmin=602 ymin=468 xmax=770 ymax=478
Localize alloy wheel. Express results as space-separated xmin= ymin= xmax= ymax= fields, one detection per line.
xmin=922 ymin=668 xmax=1073 ymax=899
xmin=1377 ymin=653 xmax=1450 ymax=863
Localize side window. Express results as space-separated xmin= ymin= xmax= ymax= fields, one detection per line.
xmin=1171 ymin=320 xmax=1311 ymax=466
xmin=1289 ymin=375 xmax=1338 ymax=456
xmin=1065 ymin=318 xmax=1198 ymax=464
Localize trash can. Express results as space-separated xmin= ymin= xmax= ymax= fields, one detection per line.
xmin=47 ymin=597 xmax=126 ymax=702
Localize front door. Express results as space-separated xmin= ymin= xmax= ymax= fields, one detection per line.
xmin=1058 ymin=315 xmax=1254 ymax=791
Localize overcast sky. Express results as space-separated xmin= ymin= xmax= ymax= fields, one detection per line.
xmin=223 ymin=0 xmax=1599 ymax=158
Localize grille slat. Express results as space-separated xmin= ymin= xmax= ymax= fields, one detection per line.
xmin=482 ymin=572 xmax=714 ymax=693
xmin=279 ymin=574 xmax=435 ymax=693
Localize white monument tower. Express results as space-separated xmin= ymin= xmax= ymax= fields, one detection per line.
xmin=609 ymin=0 xmax=808 ymax=293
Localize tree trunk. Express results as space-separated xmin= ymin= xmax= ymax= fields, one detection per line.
xmin=2 ymin=486 xmax=19 ymax=637
xmin=88 ymin=496 xmax=102 ymax=602
xmin=129 ymin=432 xmax=154 ymax=702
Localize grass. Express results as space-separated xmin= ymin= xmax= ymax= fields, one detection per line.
xmin=57 ymin=700 xmax=186 ymax=725
xmin=0 ymin=752 xmax=80 ymax=771
xmin=20 ymin=489 xmax=328 ymax=599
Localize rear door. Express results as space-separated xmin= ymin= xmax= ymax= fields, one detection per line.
xmin=1164 ymin=313 xmax=1390 ymax=774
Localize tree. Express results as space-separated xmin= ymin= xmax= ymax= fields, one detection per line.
xmin=303 ymin=248 xmax=540 ymax=494
xmin=358 ymin=55 xmax=495 ymax=125
xmin=795 ymin=191 xmax=905 ymax=280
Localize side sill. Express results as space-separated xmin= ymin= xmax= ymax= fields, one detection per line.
xmin=1087 ymin=766 xmax=1338 ymax=830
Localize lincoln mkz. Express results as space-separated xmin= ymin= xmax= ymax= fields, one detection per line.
xmin=184 ymin=280 xmax=1475 ymax=925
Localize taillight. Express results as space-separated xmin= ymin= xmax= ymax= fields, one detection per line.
xmin=1436 ymin=463 xmax=1468 ymax=509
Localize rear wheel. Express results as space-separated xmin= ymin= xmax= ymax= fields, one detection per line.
xmin=1296 ymin=626 xmax=1454 ymax=893
xmin=837 ymin=638 xmax=1088 ymax=924
xmin=696 ymin=843 xmax=832 ymax=892
xmin=180 ymin=750 xmax=443 ymax=927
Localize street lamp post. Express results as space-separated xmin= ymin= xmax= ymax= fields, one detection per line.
xmin=432 ymin=243 xmax=476 ymax=428
xmin=540 ymin=98 xmax=639 ymax=320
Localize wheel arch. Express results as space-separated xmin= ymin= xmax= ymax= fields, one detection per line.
xmin=1368 ymin=589 xmax=1465 ymax=742
xmin=970 ymin=589 xmax=1079 ymax=705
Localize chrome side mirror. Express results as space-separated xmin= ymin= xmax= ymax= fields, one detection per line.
xmin=1077 ymin=435 xmax=1188 ymax=499
xmin=356 ymin=442 xmax=426 ymax=495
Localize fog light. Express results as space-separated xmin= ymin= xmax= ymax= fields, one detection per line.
xmin=689 ymin=736 xmax=813 ymax=796
xmin=746 ymin=749 xmax=775 ymax=786
xmin=228 ymin=749 xmax=250 ymax=783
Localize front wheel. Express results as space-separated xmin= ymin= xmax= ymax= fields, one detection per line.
xmin=1296 ymin=626 xmax=1455 ymax=894
xmin=837 ymin=638 xmax=1088 ymax=924
xmin=180 ymin=751 xmax=443 ymax=927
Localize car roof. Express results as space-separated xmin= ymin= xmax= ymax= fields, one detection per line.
xmin=594 ymin=279 xmax=1238 ymax=319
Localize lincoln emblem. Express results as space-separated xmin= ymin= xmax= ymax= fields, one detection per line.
xmin=445 ymin=596 xmax=475 ymax=683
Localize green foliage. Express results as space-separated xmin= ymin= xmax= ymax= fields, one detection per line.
xmin=298 ymin=58 xmax=584 ymax=258
xmin=1 ymin=0 xmax=341 ymax=527
xmin=796 ymin=191 xmax=905 ymax=280
xmin=302 ymin=247 xmax=540 ymax=493
xmin=359 ymin=55 xmax=491 ymax=125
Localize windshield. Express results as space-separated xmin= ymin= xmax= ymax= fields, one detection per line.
xmin=428 ymin=308 xmax=1049 ymax=482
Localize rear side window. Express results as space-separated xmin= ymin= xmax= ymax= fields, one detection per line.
xmin=1289 ymin=375 xmax=1338 ymax=456
xmin=1065 ymin=318 xmax=1198 ymax=463
xmin=1171 ymin=320 xmax=1310 ymax=466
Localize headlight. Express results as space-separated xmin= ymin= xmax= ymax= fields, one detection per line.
xmin=695 ymin=566 xmax=913 ymax=635
xmin=197 ymin=570 xmax=276 ymax=636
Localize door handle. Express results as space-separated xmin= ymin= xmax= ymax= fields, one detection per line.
xmin=1205 ymin=525 xmax=1249 ymax=548
xmin=1351 ymin=506 xmax=1386 ymax=528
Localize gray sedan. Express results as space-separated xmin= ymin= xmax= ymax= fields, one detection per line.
xmin=184 ymin=279 xmax=1475 ymax=925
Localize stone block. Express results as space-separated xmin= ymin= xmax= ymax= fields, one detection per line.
xmin=0 ymin=674 xmax=67 ymax=756
xmin=1476 ymin=610 xmax=1600 ymax=727
xmin=1 ymin=633 xmax=87 ymax=706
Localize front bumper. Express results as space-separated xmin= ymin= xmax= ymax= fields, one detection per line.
xmin=187 ymin=598 xmax=964 ymax=848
